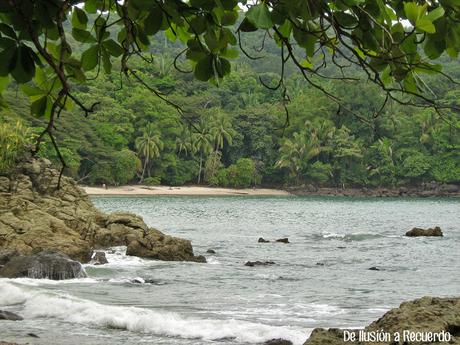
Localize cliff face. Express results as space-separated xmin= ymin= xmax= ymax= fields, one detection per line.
xmin=0 ymin=156 xmax=205 ymax=264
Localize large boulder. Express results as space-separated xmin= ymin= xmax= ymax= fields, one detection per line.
xmin=304 ymin=296 xmax=460 ymax=345
xmin=0 ymin=155 xmax=205 ymax=265
xmin=0 ymin=251 xmax=86 ymax=280
xmin=406 ymin=226 xmax=443 ymax=237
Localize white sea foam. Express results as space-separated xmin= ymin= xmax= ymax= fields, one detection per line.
xmin=0 ymin=281 xmax=307 ymax=344
xmin=83 ymin=246 xmax=156 ymax=268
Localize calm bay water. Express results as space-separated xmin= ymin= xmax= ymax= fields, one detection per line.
xmin=1 ymin=196 xmax=459 ymax=345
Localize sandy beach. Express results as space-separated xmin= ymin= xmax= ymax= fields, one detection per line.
xmin=82 ymin=185 xmax=291 ymax=196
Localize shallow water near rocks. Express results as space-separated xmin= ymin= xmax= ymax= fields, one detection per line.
xmin=1 ymin=196 xmax=459 ymax=345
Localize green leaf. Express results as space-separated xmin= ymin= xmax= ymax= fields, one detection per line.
xmin=31 ymin=95 xmax=48 ymax=117
xmin=81 ymin=45 xmax=99 ymax=71
xmin=11 ymin=45 xmax=35 ymax=83
xmin=238 ymin=18 xmax=258 ymax=32
xmin=131 ymin=0 xmax=154 ymax=10
xmin=425 ymin=7 xmax=445 ymax=22
xmin=293 ymin=27 xmax=316 ymax=56
xmin=416 ymin=18 xmax=436 ymax=33
xmin=72 ymin=28 xmax=97 ymax=43
xmin=72 ymin=7 xmax=88 ymax=29
xmin=194 ymin=54 xmax=214 ymax=81
xmin=101 ymin=50 xmax=112 ymax=74
xmin=103 ymin=39 xmax=124 ymax=57
xmin=334 ymin=12 xmax=358 ymax=28
xmin=0 ymin=23 xmax=17 ymax=39
xmin=424 ymin=35 xmax=445 ymax=59
xmin=246 ymin=4 xmax=273 ymax=29
xmin=404 ymin=2 xmax=420 ymax=24
xmin=0 ymin=45 xmax=16 ymax=76
xmin=144 ymin=8 xmax=163 ymax=35
xmin=215 ymin=57 xmax=231 ymax=78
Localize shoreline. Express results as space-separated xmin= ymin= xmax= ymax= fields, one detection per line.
xmin=82 ymin=184 xmax=460 ymax=198
xmin=82 ymin=185 xmax=291 ymax=196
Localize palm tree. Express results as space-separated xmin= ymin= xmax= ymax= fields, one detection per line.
xmin=276 ymin=131 xmax=321 ymax=184
xmin=135 ymin=124 xmax=164 ymax=182
xmin=192 ymin=120 xmax=213 ymax=184
xmin=175 ymin=127 xmax=193 ymax=156
xmin=210 ymin=113 xmax=235 ymax=151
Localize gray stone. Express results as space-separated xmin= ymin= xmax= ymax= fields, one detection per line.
xmin=0 ymin=251 xmax=87 ymax=280
xmin=0 ymin=310 xmax=23 ymax=321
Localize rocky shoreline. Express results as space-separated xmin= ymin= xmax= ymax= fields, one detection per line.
xmin=0 ymin=155 xmax=205 ymax=279
xmin=287 ymin=183 xmax=460 ymax=198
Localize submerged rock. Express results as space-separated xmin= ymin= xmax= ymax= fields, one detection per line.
xmin=406 ymin=226 xmax=443 ymax=237
xmin=0 ymin=251 xmax=86 ymax=280
xmin=93 ymin=251 xmax=108 ymax=265
xmin=0 ymin=310 xmax=23 ymax=321
xmin=206 ymin=249 xmax=216 ymax=254
xmin=0 ymin=155 xmax=205 ymax=265
xmin=304 ymin=296 xmax=460 ymax=345
xmin=244 ymin=261 xmax=275 ymax=267
xmin=368 ymin=266 xmax=380 ymax=271
xmin=276 ymin=238 xmax=290 ymax=243
xmin=258 ymin=237 xmax=270 ymax=243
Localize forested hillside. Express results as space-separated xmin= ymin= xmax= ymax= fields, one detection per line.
xmin=1 ymin=27 xmax=459 ymax=188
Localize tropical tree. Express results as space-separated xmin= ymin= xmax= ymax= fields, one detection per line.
xmin=332 ymin=126 xmax=365 ymax=187
xmin=175 ymin=127 xmax=193 ymax=157
xmin=276 ymin=131 xmax=321 ymax=184
xmin=0 ymin=0 xmax=456 ymax=178
xmin=192 ymin=120 xmax=213 ymax=184
xmin=210 ymin=112 xmax=235 ymax=151
xmin=135 ymin=124 xmax=164 ymax=182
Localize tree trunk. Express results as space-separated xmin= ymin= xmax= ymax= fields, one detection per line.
xmin=198 ymin=150 xmax=203 ymax=184
xmin=140 ymin=157 xmax=148 ymax=183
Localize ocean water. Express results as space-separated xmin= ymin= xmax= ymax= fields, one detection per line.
xmin=1 ymin=196 xmax=459 ymax=345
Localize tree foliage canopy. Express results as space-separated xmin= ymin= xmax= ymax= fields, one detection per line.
xmin=0 ymin=0 xmax=459 ymax=187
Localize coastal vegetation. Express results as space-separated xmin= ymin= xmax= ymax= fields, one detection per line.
xmin=0 ymin=1 xmax=459 ymax=188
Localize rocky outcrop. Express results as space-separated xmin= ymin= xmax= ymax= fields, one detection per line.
xmin=287 ymin=183 xmax=460 ymax=198
xmin=0 ymin=155 xmax=205 ymax=265
xmin=92 ymin=251 xmax=108 ymax=265
xmin=244 ymin=261 xmax=275 ymax=267
xmin=304 ymin=296 xmax=460 ymax=345
xmin=406 ymin=226 xmax=443 ymax=237
xmin=264 ymin=339 xmax=293 ymax=345
xmin=258 ymin=237 xmax=270 ymax=243
xmin=0 ymin=310 xmax=23 ymax=321
xmin=0 ymin=251 xmax=86 ymax=280
xmin=276 ymin=238 xmax=289 ymax=243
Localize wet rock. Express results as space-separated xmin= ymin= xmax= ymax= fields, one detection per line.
xmin=126 ymin=234 xmax=206 ymax=263
xmin=0 ymin=310 xmax=23 ymax=321
xmin=206 ymin=249 xmax=216 ymax=254
xmin=258 ymin=237 xmax=270 ymax=243
xmin=0 ymin=251 xmax=87 ymax=280
xmin=276 ymin=238 xmax=290 ymax=243
xmin=406 ymin=226 xmax=443 ymax=237
xmin=264 ymin=339 xmax=293 ymax=345
xmin=304 ymin=296 xmax=460 ymax=345
xmin=368 ymin=266 xmax=380 ymax=271
xmin=316 ymin=262 xmax=325 ymax=266
xmin=93 ymin=251 xmax=108 ymax=265
xmin=0 ymin=250 xmax=18 ymax=265
xmin=27 ymin=333 xmax=40 ymax=338
xmin=244 ymin=261 xmax=275 ymax=267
